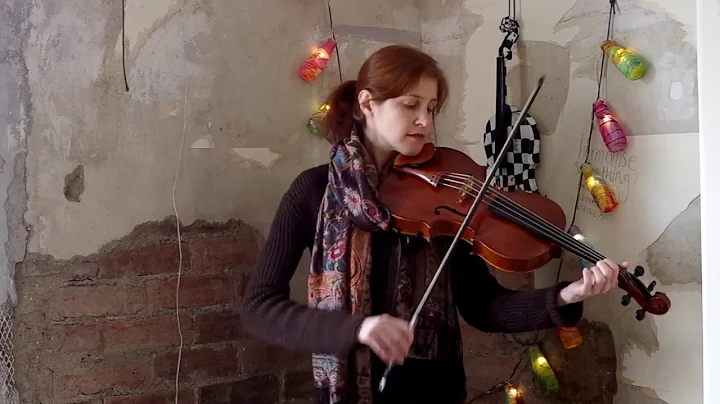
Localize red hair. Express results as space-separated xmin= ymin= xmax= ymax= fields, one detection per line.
xmin=321 ymin=44 xmax=449 ymax=143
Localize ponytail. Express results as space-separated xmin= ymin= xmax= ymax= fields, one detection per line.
xmin=322 ymin=80 xmax=362 ymax=143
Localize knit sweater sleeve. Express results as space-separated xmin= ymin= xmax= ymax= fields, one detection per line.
xmin=240 ymin=172 xmax=365 ymax=356
xmin=450 ymin=251 xmax=583 ymax=333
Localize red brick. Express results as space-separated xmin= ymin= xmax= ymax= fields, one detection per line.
xmin=284 ymin=371 xmax=315 ymax=400
xmin=239 ymin=337 xmax=309 ymax=373
xmin=48 ymin=322 xmax=102 ymax=352
xmin=461 ymin=323 xmax=526 ymax=386
xmin=195 ymin=311 xmax=243 ymax=344
xmin=18 ymin=254 xmax=98 ymax=279
xmin=153 ymin=346 xmax=239 ymax=382
xmin=189 ymin=236 xmax=258 ymax=272
xmin=102 ymin=315 xmax=194 ymax=352
xmin=54 ymin=353 xmax=151 ymax=398
xmin=50 ymin=283 xmax=146 ymax=319
xmin=99 ymin=242 xmax=190 ymax=278
xmin=146 ymin=273 xmax=233 ymax=309
xmin=104 ymin=390 xmax=195 ymax=404
xmin=199 ymin=375 xmax=279 ymax=404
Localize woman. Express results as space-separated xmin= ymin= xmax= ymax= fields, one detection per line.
xmin=241 ymin=45 xmax=621 ymax=404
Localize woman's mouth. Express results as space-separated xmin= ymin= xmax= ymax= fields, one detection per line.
xmin=407 ymin=133 xmax=425 ymax=139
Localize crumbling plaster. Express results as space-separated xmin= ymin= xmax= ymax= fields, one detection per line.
xmin=421 ymin=0 xmax=700 ymax=403
xmin=24 ymin=0 xmax=338 ymax=260
xmin=1 ymin=0 xmax=31 ymax=309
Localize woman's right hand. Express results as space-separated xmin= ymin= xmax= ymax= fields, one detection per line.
xmin=356 ymin=314 xmax=414 ymax=365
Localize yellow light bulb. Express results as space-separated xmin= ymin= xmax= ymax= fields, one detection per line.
xmin=508 ymin=387 xmax=517 ymax=396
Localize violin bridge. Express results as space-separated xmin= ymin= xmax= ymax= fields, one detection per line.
xmin=457 ymin=177 xmax=475 ymax=203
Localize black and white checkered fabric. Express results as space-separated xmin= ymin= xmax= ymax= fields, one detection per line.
xmin=483 ymin=105 xmax=541 ymax=193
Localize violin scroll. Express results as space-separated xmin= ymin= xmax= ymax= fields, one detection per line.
xmin=617 ymin=264 xmax=671 ymax=321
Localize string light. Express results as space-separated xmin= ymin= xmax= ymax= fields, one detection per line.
xmin=581 ymin=163 xmax=619 ymax=213
xmin=528 ymin=345 xmax=559 ymax=394
xmin=567 ymin=225 xmax=593 ymax=269
xmin=298 ymin=39 xmax=337 ymax=83
xmin=592 ymin=99 xmax=627 ymax=152
xmin=307 ymin=103 xmax=330 ymax=134
xmin=504 ymin=384 xmax=520 ymax=404
xmin=600 ymin=40 xmax=647 ymax=80
xmin=557 ymin=326 xmax=583 ymax=350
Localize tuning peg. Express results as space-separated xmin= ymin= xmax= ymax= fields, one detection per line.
xmin=634 ymin=265 xmax=645 ymax=277
xmin=621 ymin=294 xmax=631 ymax=306
xmin=635 ymin=309 xmax=646 ymax=321
xmin=647 ymin=280 xmax=656 ymax=292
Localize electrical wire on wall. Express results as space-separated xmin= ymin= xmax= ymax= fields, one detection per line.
xmin=171 ymin=3 xmax=190 ymax=404
xmin=121 ymin=0 xmax=129 ymax=92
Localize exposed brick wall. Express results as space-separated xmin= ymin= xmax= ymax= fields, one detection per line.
xmin=12 ymin=217 xmax=615 ymax=403
xmin=13 ymin=218 xmax=315 ymax=404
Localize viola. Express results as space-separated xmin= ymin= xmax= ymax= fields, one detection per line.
xmin=378 ymin=142 xmax=671 ymax=319
xmin=376 ymin=74 xmax=670 ymax=393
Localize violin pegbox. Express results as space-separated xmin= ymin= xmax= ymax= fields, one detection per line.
xmin=618 ymin=264 xmax=669 ymax=321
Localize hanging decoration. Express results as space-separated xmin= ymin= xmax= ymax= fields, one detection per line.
xmin=581 ymin=163 xmax=619 ymax=213
xmin=557 ymin=326 xmax=583 ymax=350
xmin=504 ymin=384 xmax=520 ymax=404
xmin=601 ymin=40 xmax=648 ymax=81
xmin=528 ymin=345 xmax=559 ymax=394
xmin=307 ymin=103 xmax=330 ymax=134
xmin=593 ymin=99 xmax=627 ymax=152
xmin=298 ymin=39 xmax=337 ymax=83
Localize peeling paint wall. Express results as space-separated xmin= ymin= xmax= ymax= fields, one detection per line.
xmin=421 ymin=0 xmax=700 ymax=403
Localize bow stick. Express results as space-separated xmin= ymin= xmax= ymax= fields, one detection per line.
xmin=378 ymin=75 xmax=546 ymax=393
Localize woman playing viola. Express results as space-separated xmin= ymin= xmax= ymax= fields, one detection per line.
xmin=241 ymin=45 xmax=622 ymax=404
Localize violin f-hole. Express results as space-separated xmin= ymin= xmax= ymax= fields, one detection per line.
xmin=434 ymin=206 xmax=467 ymax=218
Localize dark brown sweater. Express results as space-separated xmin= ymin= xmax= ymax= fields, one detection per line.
xmin=241 ymin=164 xmax=582 ymax=403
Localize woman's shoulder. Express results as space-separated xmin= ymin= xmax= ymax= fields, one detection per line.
xmin=281 ymin=163 xmax=329 ymax=216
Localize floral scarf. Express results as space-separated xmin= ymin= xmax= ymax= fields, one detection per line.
xmin=308 ymin=132 xmax=391 ymax=403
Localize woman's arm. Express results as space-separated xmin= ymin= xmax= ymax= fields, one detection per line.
xmin=449 ymin=250 xmax=583 ymax=334
xmin=240 ymin=174 xmax=365 ymax=355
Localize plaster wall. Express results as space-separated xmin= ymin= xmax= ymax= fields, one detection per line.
xmin=421 ymin=0 xmax=701 ymax=402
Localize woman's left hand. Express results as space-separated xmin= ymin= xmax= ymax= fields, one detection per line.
xmin=558 ymin=258 xmax=623 ymax=305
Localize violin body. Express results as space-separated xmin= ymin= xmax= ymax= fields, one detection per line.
xmin=380 ymin=144 xmax=566 ymax=273
xmin=378 ymin=142 xmax=671 ymax=319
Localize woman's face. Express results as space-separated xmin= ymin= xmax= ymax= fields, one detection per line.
xmin=359 ymin=76 xmax=438 ymax=159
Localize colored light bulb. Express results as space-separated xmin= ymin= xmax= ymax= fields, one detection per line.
xmin=601 ymin=40 xmax=647 ymax=80
xmin=307 ymin=103 xmax=330 ymax=134
xmin=528 ymin=345 xmax=559 ymax=394
xmin=567 ymin=225 xmax=594 ymax=269
xmin=298 ymin=39 xmax=337 ymax=83
xmin=593 ymin=99 xmax=627 ymax=152
xmin=504 ymin=384 xmax=519 ymax=404
xmin=557 ymin=326 xmax=583 ymax=350
xmin=581 ymin=163 xmax=619 ymax=213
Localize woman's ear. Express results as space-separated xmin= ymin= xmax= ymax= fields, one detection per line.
xmin=357 ymin=89 xmax=373 ymax=118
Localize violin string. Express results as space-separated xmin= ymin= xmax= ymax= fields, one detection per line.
xmin=438 ymin=174 xmax=636 ymax=285
xmin=436 ymin=174 xmax=638 ymax=286
xmin=437 ymin=174 xmax=602 ymax=257
xmin=439 ymin=172 xmax=608 ymax=261
xmin=437 ymin=177 xmax=638 ymax=288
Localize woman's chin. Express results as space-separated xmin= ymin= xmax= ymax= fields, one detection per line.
xmin=398 ymin=139 xmax=427 ymax=156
